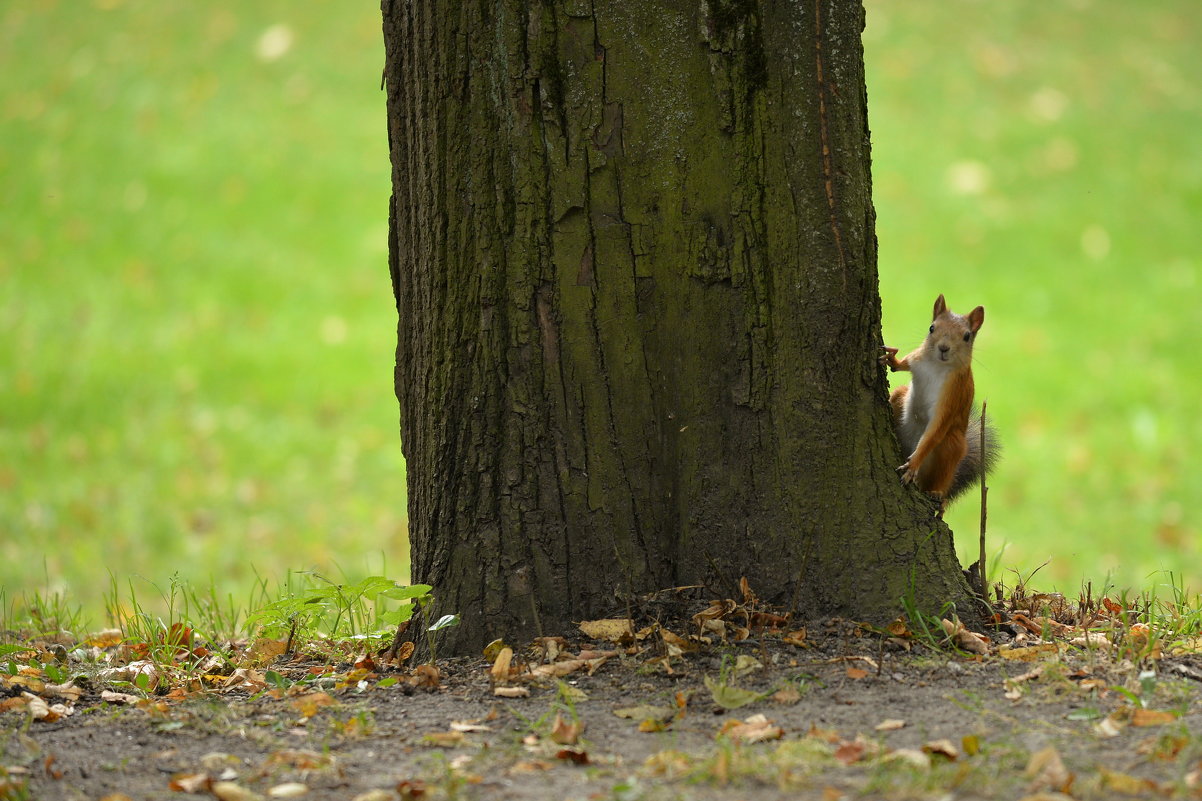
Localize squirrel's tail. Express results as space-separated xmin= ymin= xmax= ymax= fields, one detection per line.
xmin=946 ymin=410 xmax=1000 ymax=502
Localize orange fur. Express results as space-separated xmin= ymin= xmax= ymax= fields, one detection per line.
xmin=880 ymin=294 xmax=985 ymax=504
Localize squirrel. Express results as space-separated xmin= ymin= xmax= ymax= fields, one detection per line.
xmin=879 ymin=294 xmax=998 ymax=508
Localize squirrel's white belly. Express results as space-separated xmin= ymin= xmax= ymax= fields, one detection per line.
xmin=898 ymin=361 xmax=949 ymax=454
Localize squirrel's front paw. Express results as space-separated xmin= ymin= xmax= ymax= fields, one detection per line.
xmin=879 ymin=346 xmax=899 ymax=368
xmin=897 ymin=461 xmax=917 ymax=485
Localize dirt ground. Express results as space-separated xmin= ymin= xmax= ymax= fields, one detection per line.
xmin=5 ymin=617 xmax=1202 ymax=801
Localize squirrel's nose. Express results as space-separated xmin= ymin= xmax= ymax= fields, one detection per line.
xmin=938 ymin=344 xmax=950 ymax=354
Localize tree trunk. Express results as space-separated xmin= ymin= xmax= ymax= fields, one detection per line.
xmin=382 ymin=0 xmax=973 ymax=653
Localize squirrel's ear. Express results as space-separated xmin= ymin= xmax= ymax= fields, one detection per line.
xmin=932 ymin=294 xmax=947 ymax=319
xmin=967 ymin=306 xmax=985 ymax=332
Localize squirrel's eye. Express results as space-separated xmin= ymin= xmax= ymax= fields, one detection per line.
xmin=963 ymin=332 xmax=972 ymax=342
xmin=928 ymin=324 xmax=935 ymax=334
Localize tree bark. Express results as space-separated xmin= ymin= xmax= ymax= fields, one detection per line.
xmin=383 ymin=0 xmax=973 ymax=653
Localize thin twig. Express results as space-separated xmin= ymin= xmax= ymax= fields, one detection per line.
xmin=978 ymin=402 xmax=989 ymax=601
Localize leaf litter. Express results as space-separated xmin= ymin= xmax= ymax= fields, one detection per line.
xmin=3 ymin=579 xmax=1202 ymax=799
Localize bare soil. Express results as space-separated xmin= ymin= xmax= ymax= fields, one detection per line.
xmin=5 ymin=619 xmax=1202 ymax=801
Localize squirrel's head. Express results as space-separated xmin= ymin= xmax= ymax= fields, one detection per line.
xmin=927 ymin=294 xmax=984 ymax=367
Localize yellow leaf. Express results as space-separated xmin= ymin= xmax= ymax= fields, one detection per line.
xmin=578 ymin=618 xmax=634 ymax=643
xmin=998 ymin=643 xmax=1060 ymax=661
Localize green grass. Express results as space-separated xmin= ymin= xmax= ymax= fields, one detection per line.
xmin=0 ymin=2 xmax=403 ymax=621
xmin=1 ymin=1 xmax=1198 ymax=624
xmin=868 ymin=0 xmax=1202 ymax=591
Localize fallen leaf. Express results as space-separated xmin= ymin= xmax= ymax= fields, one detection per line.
xmin=834 ymin=740 xmax=866 ymax=765
xmin=267 ymin=783 xmax=309 ymax=798
xmin=42 ymin=682 xmax=82 ymax=702
xmin=223 ymin=668 xmax=267 ymax=693
xmin=507 ymin=760 xmax=553 ymax=774
xmin=1024 ymin=746 xmax=1072 ymax=794
xmin=1131 ymin=709 xmax=1177 ymax=727
xmin=874 ymin=719 xmax=906 ymax=732
xmin=395 ymin=779 xmax=427 ymax=801
xmin=578 ymin=619 xmax=634 ymax=643
xmin=998 ymin=643 xmax=1060 ymax=662
xmin=550 ymin=713 xmax=584 ymax=745
xmin=493 ymin=686 xmax=529 ymax=698
xmin=449 ymin=721 xmax=492 ymax=733
xmin=350 ymin=791 xmax=396 ymax=801
xmin=962 ymin=734 xmax=981 ymax=756
xmin=100 ymin=690 xmax=141 ymax=706
xmin=1094 ymin=714 xmax=1124 ymax=738
xmin=411 ymin=664 xmax=440 ymax=688
xmin=290 ymin=692 xmax=336 ymax=719
xmin=85 ymin=629 xmax=124 ymax=648
xmin=782 ymin=628 xmax=808 ymax=646
xmin=704 ymin=675 xmax=766 ymax=710
xmin=941 ymin=618 xmax=990 ymax=655
xmin=488 ymin=644 xmax=512 ymax=678
xmin=638 ymin=718 xmax=668 ymax=732
xmin=846 ymin=667 xmax=869 ymax=680
xmin=721 ymin=714 xmax=783 ymax=743
xmin=555 ymin=748 xmax=589 ymax=765
xmin=244 ymin=639 xmax=288 ymax=666
xmin=169 ymin=773 xmax=212 ymax=793
xmin=99 ymin=659 xmax=161 ymax=691
xmin=423 ymin=731 xmax=466 ymax=748
xmin=772 ymin=687 xmax=802 ymax=705
xmin=1099 ymin=767 xmax=1162 ymax=796
xmin=923 ymin=739 xmax=960 ymax=760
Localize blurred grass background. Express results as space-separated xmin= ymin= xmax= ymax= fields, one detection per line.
xmin=867 ymin=0 xmax=1202 ymax=592
xmin=1 ymin=1 xmax=1198 ymax=623
xmin=1 ymin=1 xmax=404 ymax=619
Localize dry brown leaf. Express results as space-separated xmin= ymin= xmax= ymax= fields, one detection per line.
xmin=998 ymin=643 xmax=1060 ymax=662
xmin=42 ymin=681 xmax=82 ymax=701
xmin=1100 ymin=767 xmax=1162 ymax=795
xmin=493 ymin=686 xmax=529 ymax=698
xmin=244 ymin=639 xmax=288 ymax=666
xmin=834 ymin=740 xmax=866 ymax=765
xmin=772 ymin=687 xmax=802 ymax=705
xmin=169 ymin=773 xmax=213 ymax=793
xmin=99 ymin=659 xmax=161 ymax=691
xmin=1131 ymin=709 xmax=1177 ymax=727
xmin=423 ymin=731 xmax=465 ymax=748
xmin=1094 ymin=714 xmax=1124 ymax=738
xmin=1024 ymin=746 xmax=1072 ymax=794
xmin=874 ymin=719 xmax=906 ymax=732
xmin=941 ymin=618 xmax=990 ymax=655
xmin=578 ymin=618 xmax=634 ymax=643
xmin=290 ymin=692 xmax=336 ymax=719
xmin=351 ymin=791 xmax=397 ymax=801
xmin=614 ymin=704 xmax=674 ymax=722
xmin=638 ymin=718 xmax=668 ymax=732
xmin=550 ymin=713 xmax=584 ymax=745
xmin=85 ymin=629 xmax=124 ymax=648
xmin=846 ymin=666 xmax=869 ymax=680
xmin=489 ymin=646 xmax=513 ymax=682
xmin=782 ymin=628 xmax=808 ymax=647
xmin=449 ymin=721 xmax=492 ymax=733
xmin=223 ymin=668 xmax=267 ymax=693
xmin=555 ymin=748 xmax=589 ymax=765
xmin=266 ymin=784 xmax=309 ymax=798
xmin=507 ymin=760 xmax=553 ymax=774
xmin=100 ymin=690 xmax=141 ymax=706
xmin=721 ymin=714 xmax=783 ymax=743
xmin=411 ymin=664 xmax=440 ymax=688
xmin=922 ymin=738 xmax=960 ymax=760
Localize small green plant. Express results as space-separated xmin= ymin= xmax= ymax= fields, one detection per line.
xmin=243 ymin=572 xmax=432 ymax=652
